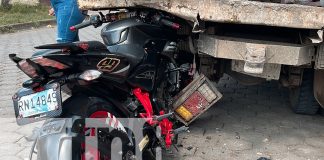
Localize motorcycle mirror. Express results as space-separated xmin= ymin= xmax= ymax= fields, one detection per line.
xmin=79 ymin=70 xmax=102 ymax=81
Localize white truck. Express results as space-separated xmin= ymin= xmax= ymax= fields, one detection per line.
xmin=78 ymin=0 xmax=324 ymax=115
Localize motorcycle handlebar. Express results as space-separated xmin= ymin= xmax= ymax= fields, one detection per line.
xmin=70 ymin=20 xmax=92 ymax=32
xmin=70 ymin=14 xmax=180 ymax=32
xmin=160 ymin=18 xmax=180 ymax=30
xmin=153 ymin=15 xmax=180 ymax=30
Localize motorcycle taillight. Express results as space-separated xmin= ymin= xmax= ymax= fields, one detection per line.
xmin=33 ymin=57 xmax=68 ymax=70
xmin=18 ymin=60 xmax=39 ymax=78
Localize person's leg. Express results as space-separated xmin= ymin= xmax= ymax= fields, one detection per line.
xmin=50 ymin=0 xmax=60 ymax=41
xmin=55 ymin=0 xmax=85 ymax=43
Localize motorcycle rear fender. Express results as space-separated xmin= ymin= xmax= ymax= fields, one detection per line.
xmin=36 ymin=117 xmax=77 ymax=160
xmin=36 ymin=94 xmax=126 ymax=160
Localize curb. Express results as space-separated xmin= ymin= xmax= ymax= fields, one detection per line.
xmin=0 ymin=19 xmax=56 ymax=34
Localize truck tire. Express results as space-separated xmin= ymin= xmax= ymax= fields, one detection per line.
xmin=289 ymin=69 xmax=320 ymax=115
xmin=320 ymin=108 xmax=324 ymax=116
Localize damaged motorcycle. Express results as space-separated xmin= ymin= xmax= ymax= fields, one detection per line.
xmin=10 ymin=10 xmax=222 ymax=160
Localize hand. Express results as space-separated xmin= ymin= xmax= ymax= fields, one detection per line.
xmin=48 ymin=8 xmax=55 ymax=16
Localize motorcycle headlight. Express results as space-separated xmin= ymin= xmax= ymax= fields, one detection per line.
xmin=40 ymin=120 xmax=66 ymax=137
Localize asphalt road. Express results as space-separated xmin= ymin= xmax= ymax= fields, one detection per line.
xmin=0 ymin=27 xmax=323 ymax=160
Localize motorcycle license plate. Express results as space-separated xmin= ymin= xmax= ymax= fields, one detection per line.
xmin=12 ymin=83 xmax=62 ymax=125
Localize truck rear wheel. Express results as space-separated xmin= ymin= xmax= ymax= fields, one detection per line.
xmin=289 ymin=69 xmax=320 ymax=115
xmin=319 ymin=108 xmax=324 ymax=116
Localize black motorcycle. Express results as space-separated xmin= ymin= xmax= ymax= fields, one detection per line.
xmin=10 ymin=10 xmax=221 ymax=160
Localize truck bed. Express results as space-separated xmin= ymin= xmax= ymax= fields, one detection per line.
xmin=78 ymin=0 xmax=324 ymax=29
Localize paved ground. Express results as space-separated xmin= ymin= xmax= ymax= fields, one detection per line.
xmin=0 ymin=27 xmax=324 ymax=160
xmin=173 ymin=80 xmax=324 ymax=160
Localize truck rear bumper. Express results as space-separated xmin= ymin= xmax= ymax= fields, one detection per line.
xmin=198 ymin=34 xmax=315 ymax=66
xmin=198 ymin=34 xmax=316 ymax=80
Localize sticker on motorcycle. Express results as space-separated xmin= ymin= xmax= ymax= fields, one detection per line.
xmin=97 ymin=57 xmax=120 ymax=72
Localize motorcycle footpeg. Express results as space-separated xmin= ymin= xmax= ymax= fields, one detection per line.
xmin=172 ymin=126 xmax=189 ymax=135
xmin=153 ymin=112 xmax=174 ymax=121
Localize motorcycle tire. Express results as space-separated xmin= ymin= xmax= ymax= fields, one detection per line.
xmin=68 ymin=97 xmax=133 ymax=160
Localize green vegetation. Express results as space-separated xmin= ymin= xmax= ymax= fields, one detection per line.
xmin=0 ymin=4 xmax=53 ymax=26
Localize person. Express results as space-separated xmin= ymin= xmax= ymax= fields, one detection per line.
xmin=49 ymin=0 xmax=85 ymax=43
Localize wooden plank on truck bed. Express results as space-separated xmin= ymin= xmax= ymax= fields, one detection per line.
xmin=78 ymin=0 xmax=324 ymax=29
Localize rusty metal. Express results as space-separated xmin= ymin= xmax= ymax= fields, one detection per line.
xmin=198 ymin=34 xmax=315 ymax=66
xmin=78 ymin=0 xmax=324 ymax=29
xmin=315 ymin=44 xmax=324 ymax=69
xmin=280 ymin=67 xmax=303 ymax=88
xmin=288 ymin=67 xmax=303 ymax=87
xmin=244 ymin=44 xmax=266 ymax=74
xmin=314 ymin=70 xmax=324 ymax=108
xmin=231 ymin=60 xmax=281 ymax=80
xmin=199 ymin=56 xmax=218 ymax=81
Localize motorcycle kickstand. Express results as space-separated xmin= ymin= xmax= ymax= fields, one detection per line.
xmin=29 ymin=139 xmax=38 ymax=160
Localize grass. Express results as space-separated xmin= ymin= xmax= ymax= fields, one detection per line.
xmin=0 ymin=4 xmax=53 ymax=26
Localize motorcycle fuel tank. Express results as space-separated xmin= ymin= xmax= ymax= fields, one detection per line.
xmin=101 ymin=17 xmax=175 ymax=68
xmin=82 ymin=53 xmax=132 ymax=83
xmin=101 ymin=17 xmax=176 ymax=91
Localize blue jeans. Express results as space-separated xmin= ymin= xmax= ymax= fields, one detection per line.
xmin=50 ymin=0 xmax=85 ymax=43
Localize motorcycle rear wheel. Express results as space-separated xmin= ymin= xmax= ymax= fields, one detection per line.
xmin=72 ymin=101 xmax=132 ymax=160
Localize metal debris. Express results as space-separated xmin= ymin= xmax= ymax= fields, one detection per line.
xmin=235 ymin=132 xmax=240 ymax=139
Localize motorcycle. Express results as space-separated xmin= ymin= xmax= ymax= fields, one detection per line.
xmin=9 ymin=10 xmax=222 ymax=160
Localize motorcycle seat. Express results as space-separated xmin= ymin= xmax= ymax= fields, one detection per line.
xmin=34 ymin=41 xmax=107 ymax=53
